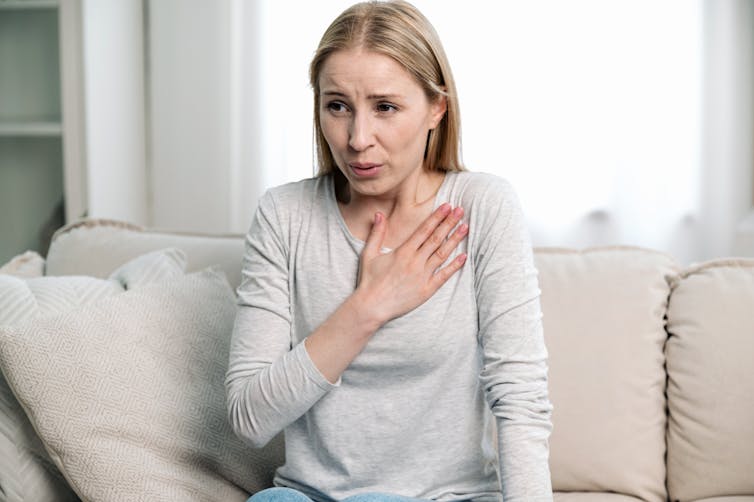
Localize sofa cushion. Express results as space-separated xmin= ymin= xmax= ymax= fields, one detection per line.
xmin=666 ymin=259 xmax=754 ymax=502
xmin=0 ymin=268 xmax=283 ymax=501
xmin=553 ymin=493 xmax=644 ymax=501
xmin=535 ymin=247 xmax=678 ymax=502
xmin=0 ymin=248 xmax=185 ymax=501
xmin=692 ymin=498 xmax=754 ymax=502
xmin=45 ymin=219 xmax=245 ymax=290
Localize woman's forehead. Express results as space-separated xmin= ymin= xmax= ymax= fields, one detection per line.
xmin=318 ymin=49 xmax=420 ymax=97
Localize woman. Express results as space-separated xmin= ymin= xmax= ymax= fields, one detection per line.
xmin=225 ymin=1 xmax=553 ymax=501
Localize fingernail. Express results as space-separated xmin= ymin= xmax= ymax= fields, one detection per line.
xmin=439 ymin=202 xmax=451 ymax=213
xmin=457 ymin=253 xmax=467 ymax=264
xmin=458 ymin=223 xmax=469 ymax=235
xmin=453 ymin=207 xmax=464 ymax=218
xmin=375 ymin=212 xmax=382 ymax=224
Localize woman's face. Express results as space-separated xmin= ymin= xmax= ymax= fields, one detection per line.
xmin=318 ymin=48 xmax=446 ymax=200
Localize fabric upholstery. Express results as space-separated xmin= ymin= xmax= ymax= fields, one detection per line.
xmin=0 ymin=275 xmax=122 ymax=502
xmin=45 ymin=219 xmax=245 ymax=289
xmin=0 ymin=251 xmax=44 ymax=279
xmin=0 ymin=269 xmax=283 ymax=501
xmin=666 ymin=259 xmax=754 ymax=502
xmin=0 ymin=384 xmax=79 ymax=502
xmin=534 ymin=247 xmax=678 ymax=502
xmin=692 ymin=498 xmax=754 ymax=502
xmin=108 ymin=247 xmax=187 ymax=289
xmin=0 ymin=248 xmax=186 ymax=501
xmin=553 ymin=492 xmax=644 ymax=501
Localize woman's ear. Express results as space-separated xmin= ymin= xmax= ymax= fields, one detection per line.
xmin=428 ymin=95 xmax=447 ymax=129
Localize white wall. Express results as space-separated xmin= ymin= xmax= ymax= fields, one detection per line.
xmin=715 ymin=0 xmax=754 ymax=257
xmin=134 ymin=1 xmax=754 ymax=261
xmin=147 ymin=0 xmax=233 ymax=233
xmin=81 ymin=0 xmax=148 ymax=224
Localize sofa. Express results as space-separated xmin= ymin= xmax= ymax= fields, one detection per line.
xmin=0 ymin=218 xmax=752 ymax=502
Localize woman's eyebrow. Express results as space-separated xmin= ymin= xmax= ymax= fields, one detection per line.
xmin=366 ymin=94 xmax=401 ymax=100
xmin=321 ymin=90 xmax=402 ymax=100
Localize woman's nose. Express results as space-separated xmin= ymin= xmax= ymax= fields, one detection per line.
xmin=348 ymin=113 xmax=374 ymax=152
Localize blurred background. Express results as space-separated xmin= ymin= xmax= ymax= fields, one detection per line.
xmin=1 ymin=0 xmax=752 ymax=265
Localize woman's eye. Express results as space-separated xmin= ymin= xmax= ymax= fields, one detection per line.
xmin=326 ymin=102 xmax=348 ymax=114
xmin=376 ymin=103 xmax=397 ymax=113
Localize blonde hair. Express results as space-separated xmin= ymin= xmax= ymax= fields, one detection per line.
xmin=309 ymin=0 xmax=464 ymax=176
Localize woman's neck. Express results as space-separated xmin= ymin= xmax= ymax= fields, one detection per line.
xmin=336 ymin=169 xmax=447 ymax=248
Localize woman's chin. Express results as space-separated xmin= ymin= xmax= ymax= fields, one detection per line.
xmin=345 ymin=179 xmax=393 ymax=200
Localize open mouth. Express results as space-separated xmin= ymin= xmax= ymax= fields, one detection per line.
xmin=348 ymin=163 xmax=381 ymax=177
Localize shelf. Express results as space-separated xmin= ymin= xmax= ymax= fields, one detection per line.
xmin=0 ymin=0 xmax=76 ymax=265
xmin=0 ymin=136 xmax=64 ymax=263
xmin=0 ymin=122 xmax=62 ymax=136
xmin=0 ymin=7 xmax=61 ymax=120
xmin=0 ymin=1 xmax=58 ymax=10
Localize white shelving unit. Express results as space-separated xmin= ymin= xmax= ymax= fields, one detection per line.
xmin=0 ymin=0 xmax=85 ymax=263
xmin=0 ymin=122 xmax=63 ymax=136
xmin=0 ymin=1 xmax=59 ymax=10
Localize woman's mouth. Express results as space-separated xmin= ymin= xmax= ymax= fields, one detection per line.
xmin=348 ymin=162 xmax=382 ymax=177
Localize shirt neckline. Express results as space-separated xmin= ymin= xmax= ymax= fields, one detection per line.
xmin=325 ymin=171 xmax=454 ymax=252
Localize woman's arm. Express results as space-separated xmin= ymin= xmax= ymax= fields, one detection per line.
xmin=226 ymin=192 xmax=467 ymax=447
xmin=473 ymin=178 xmax=553 ymax=501
xmin=226 ymin=191 xmax=319 ymax=448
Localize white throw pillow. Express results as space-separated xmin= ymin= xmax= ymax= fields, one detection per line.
xmin=0 ymin=251 xmax=45 ymax=279
xmin=108 ymin=247 xmax=187 ymax=290
xmin=0 ymin=248 xmax=187 ymax=501
xmin=0 ymin=269 xmax=283 ymax=501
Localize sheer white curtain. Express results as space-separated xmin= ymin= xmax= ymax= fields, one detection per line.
xmin=148 ymin=0 xmax=753 ymax=264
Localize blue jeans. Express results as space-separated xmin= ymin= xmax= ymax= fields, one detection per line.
xmin=248 ymin=487 xmax=429 ymax=502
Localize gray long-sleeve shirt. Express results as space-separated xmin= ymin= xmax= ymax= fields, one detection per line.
xmin=226 ymin=171 xmax=553 ymax=501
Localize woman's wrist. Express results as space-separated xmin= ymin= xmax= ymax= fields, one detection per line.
xmin=348 ymin=286 xmax=388 ymax=335
xmin=303 ymin=288 xmax=384 ymax=384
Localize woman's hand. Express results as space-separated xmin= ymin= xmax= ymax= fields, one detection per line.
xmin=304 ymin=203 xmax=468 ymax=383
xmin=356 ymin=203 xmax=469 ymax=325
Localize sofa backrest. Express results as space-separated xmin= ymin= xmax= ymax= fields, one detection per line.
xmin=535 ymin=248 xmax=678 ymax=502
xmin=46 ymin=220 xmax=246 ymax=289
xmin=665 ymin=259 xmax=754 ymax=502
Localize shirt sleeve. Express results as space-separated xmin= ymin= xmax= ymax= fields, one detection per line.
xmin=225 ymin=190 xmax=338 ymax=449
xmin=472 ymin=177 xmax=554 ymax=501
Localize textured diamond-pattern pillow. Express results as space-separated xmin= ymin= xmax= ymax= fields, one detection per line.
xmin=0 ymin=383 xmax=79 ymax=502
xmin=0 ymin=269 xmax=283 ymax=501
xmin=0 ymin=275 xmax=122 ymax=502
xmin=0 ymin=248 xmax=187 ymax=501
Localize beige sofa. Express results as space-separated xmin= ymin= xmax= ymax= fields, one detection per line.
xmin=0 ymin=218 xmax=752 ymax=502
